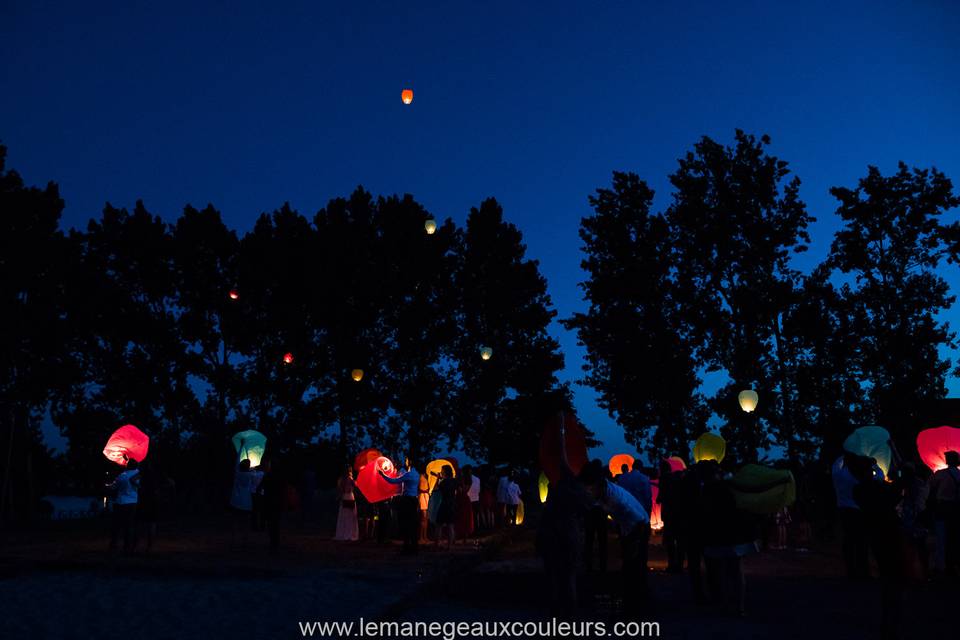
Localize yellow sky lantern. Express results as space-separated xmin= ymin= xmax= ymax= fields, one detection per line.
xmin=401 ymin=89 xmax=413 ymax=104
xmin=738 ymin=389 xmax=759 ymax=413
xmin=693 ymin=432 xmax=726 ymax=463
xmin=538 ymin=472 xmax=549 ymax=503
xmin=479 ymin=346 xmax=493 ymax=361
xmin=351 ymin=368 xmax=364 ymax=382
xmin=424 ymin=218 xmax=437 ymax=235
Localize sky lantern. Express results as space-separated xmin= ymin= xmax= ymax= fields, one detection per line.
xmin=693 ymin=432 xmax=726 ymax=463
xmin=355 ymin=456 xmax=401 ymax=503
xmin=353 ymin=447 xmax=382 ymax=474
xmin=539 ymin=412 xmax=588 ymax=483
xmin=479 ymin=346 xmax=493 ymax=361
xmin=738 ymin=389 xmax=759 ymax=413
xmin=843 ymin=426 xmax=892 ymax=477
xmin=608 ymin=453 xmax=635 ymax=477
xmin=650 ymin=480 xmax=663 ymax=530
xmin=916 ymin=425 xmax=960 ymax=472
xmin=282 ymin=352 xmax=294 ymax=365
xmin=424 ymin=218 xmax=437 ymax=235
xmin=351 ymin=368 xmax=364 ymax=382
xmin=228 ymin=288 xmax=239 ymax=300
xmin=664 ymin=456 xmax=687 ymax=473
xmin=730 ymin=464 xmax=796 ymax=515
xmin=514 ymin=499 xmax=525 ymax=525
xmin=102 ymin=424 xmax=150 ymax=466
xmin=538 ymin=472 xmax=549 ymax=503
xmin=232 ymin=429 xmax=266 ymax=467
xmin=425 ymin=458 xmax=457 ymax=493
xmin=401 ymin=89 xmax=413 ymax=104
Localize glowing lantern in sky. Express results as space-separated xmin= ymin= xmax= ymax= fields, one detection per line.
xmin=102 ymin=424 xmax=150 ymax=466
xmin=916 ymin=425 xmax=960 ymax=472
xmin=425 ymin=458 xmax=457 ymax=493
xmin=232 ymin=429 xmax=267 ymax=467
xmin=693 ymin=432 xmax=726 ymax=463
xmin=355 ymin=456 xmax=401 ymax=503
xmin=608 ymin=453 xmax=635 ymax=477
xmin=401 ymin=89 xmax=413 ymax=104
xmin=351 ymin=369 xmax=364 ymax=382
xmin=539 ymin=412 xmax=588 ymax=483
xmin=479 ymin=346 xmax=493 ymax=361
xmin=354 ymin=447 xmax=382 ymax=474
xmin=228 ymin=289 xmax=239 ymax=300
xmin=738 ymin=389 xmax=759 ymax=413
xmin=843 ymin=426 xmax=892 ymax=477
xmin=282 ymin=352 xmax=294 ymax=365
xmin=730 ymin=464 xmax=796 ymax=515
xmin=664 ymin=456 xmax=687 ymax=473
xmin=538 ymin=472 xmax=549 ymax=503
xmin=650 ymin=480 xmax=663 ymax=530
xmin=424 ymin=218 xmax=437 ymax=235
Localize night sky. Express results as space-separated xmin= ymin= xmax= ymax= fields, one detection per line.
xmin=3 ymin=1 xmax=959 ymax=461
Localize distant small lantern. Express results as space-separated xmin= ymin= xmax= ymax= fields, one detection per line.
xmin=401 ymin=89 xmax=413 ymax=105
xmin=738 ymin=389 xmax=759 ymax=413
xmin=283 ymin=352 xmax=294 ymax=365
xmin=228 ymin=289 xmax=239 ymax=300
xmin=351 ymin=368 xmax=364 ymax=382
xmin=479 ymin=346 xmax=493 ymax=361
xmin=424 ymin=218 xmax=437 ymax=235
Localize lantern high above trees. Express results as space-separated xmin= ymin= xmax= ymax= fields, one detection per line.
xmin=351 ymin=368 xmax=364 ymax=382
xmin=401 ymin=89 xmax=413 ymax=105
xmin=282 ymin=352 xmax=294 ymax=365
xmin=424 ymin=218 xmax=437 ymax=235
xmin=479 ymin=346 xmax=493 ymax=361
xmin=738 ymin=389 xmax=759 ymax=413
xmin=228 ymin=288 xmax=239 ymax=300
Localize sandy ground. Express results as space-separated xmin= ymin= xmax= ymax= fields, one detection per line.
xmin=1 ymin=516 xmax=953 ymax=640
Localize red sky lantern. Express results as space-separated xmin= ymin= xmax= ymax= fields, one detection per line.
xmin=401 ymin=88 xmax=413 ymax=104
xmin=664 ymin=456 xmax=687 ymax=473
xmin=228 ymin=289 xmax=239 ymax=300
xmin=608 ymin=453 xmax=635 ymax=477
xmin=355 ymin=456 xmax=401 ymax=503
xmin=102 ymin=424 xmax=150 ymax=466
xmin=539 ymin=412 xmax=588 ymax=483
xmin=917 ymin=425 xmax=960 ymax=472
xmin=354 ymin=447 xmax=382 ymax=474
xmin=282 ymin=352 xmax=294 ymax=365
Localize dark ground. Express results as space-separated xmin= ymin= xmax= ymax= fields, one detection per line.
xmin=0 ymin=512 xmax=953 ymax=640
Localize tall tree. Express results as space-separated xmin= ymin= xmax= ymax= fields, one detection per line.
xmin=827 ymin=163 xmax=960 ymax=446
xmin=565 ymin=172 xmax=707 ymax=458
xmin=455 ymin=198 xmax=567 ymax=467
xmin=666 ymin=131 xmax=815 ymax=462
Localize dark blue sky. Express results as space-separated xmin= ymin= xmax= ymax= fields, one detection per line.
xmin=3 ymin=1 xmax=959 ymax=461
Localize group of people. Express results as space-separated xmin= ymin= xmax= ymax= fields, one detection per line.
xmin=333 ymin=459 xmax=523 ymax=552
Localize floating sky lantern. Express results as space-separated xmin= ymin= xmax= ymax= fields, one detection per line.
xmin=843 ymin=426 xmax=892 ymax=477
xmin=232 ymin=429 xmax=267 ymax=467
xmin=425 ymin=458 xmax=457 ymax=493
xmin=102 ymin=424 xmax=150 ymax=466
xmin=693 ymin=432 xmax=726 ymax=463
xmin=355 ymin=456 xmax=401 ymax=503
xmin=916 ymin=425 xmax=960 ymax=472
xmin=730 ymin=464 xmax=796 ymax=515
xmin=538 ymin=472 xmax=549 ymax=503
xmin=351 ymin=368 xmax=364 ymax=382
xmin=539 ymin=412 xmax=588 ymax=483
xmin=608 ymin=453 xmax=635 ymax=477
xmin=282 ymin=352 xmax=294 ymax=365
xmin=354 ymin=447 xmax=382 ymax=474
xmin=479 ymin=346 xmax=493 ymax=361
xmin=228 ymin=289 xmax=239 ymax=300
xmin=401 ymin=89 xmax=413 ymax=104
xmin=738 ymin=389 xmax=759 ymax=413
xmin=424 ymin=218 xmax=437 ymax=235
xmin=664 ymin=456 xmax=687 ymax=473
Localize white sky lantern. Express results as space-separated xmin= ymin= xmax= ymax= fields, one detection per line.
xmin=479 ymin=346 xmax=493 ymax=361
xmin=738 ymin=389 xmax=759 ymax=413
xmin=424 ymin=218 xmax=437 ymax=235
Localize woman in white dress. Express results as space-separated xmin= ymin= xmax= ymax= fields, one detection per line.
xmin=334 ymin=466 xmax=359 ymax=541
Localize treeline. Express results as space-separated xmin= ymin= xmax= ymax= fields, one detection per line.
xmin=0 ymin=143 xmax=572 ymax=508
xmin=567 ymin=130 xmax=960 ymax=464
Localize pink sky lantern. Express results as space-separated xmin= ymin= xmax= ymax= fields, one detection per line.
xmin=917 ymin=425 xmax=960 ymax=472
xmin=282 ymin=352 xmax=294 ymax=365
xmin=664 ymin=456 xmax=687 ymax=473
xmin=354 ymin=447 xmax=382 ymax=474
xmin=609 ymin=453 xmax=635 ymax=477
xmin=540 ymin=412 xmax=588 ymax=483
xmin=102 ymin=424 xmax=150 ymax=466
xmin=650 ymin=480 xmax=663 ymax=530
xmin=355 ymin=456 xmax=401 ymax=503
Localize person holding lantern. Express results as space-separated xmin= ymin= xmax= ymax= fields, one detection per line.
xmin=379 ymin=457 xmax=421 ymax=554
xmin=107 ymin=458 xmax=141 ymax=553
xmin=929 ymin=449 xmax=960 ymax=576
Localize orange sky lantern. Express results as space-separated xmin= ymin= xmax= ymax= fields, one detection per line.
xmin=401 ymin=89 xmax=413 ymax=104
xmin=351 ymin=368 xmax=364 ymax=382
